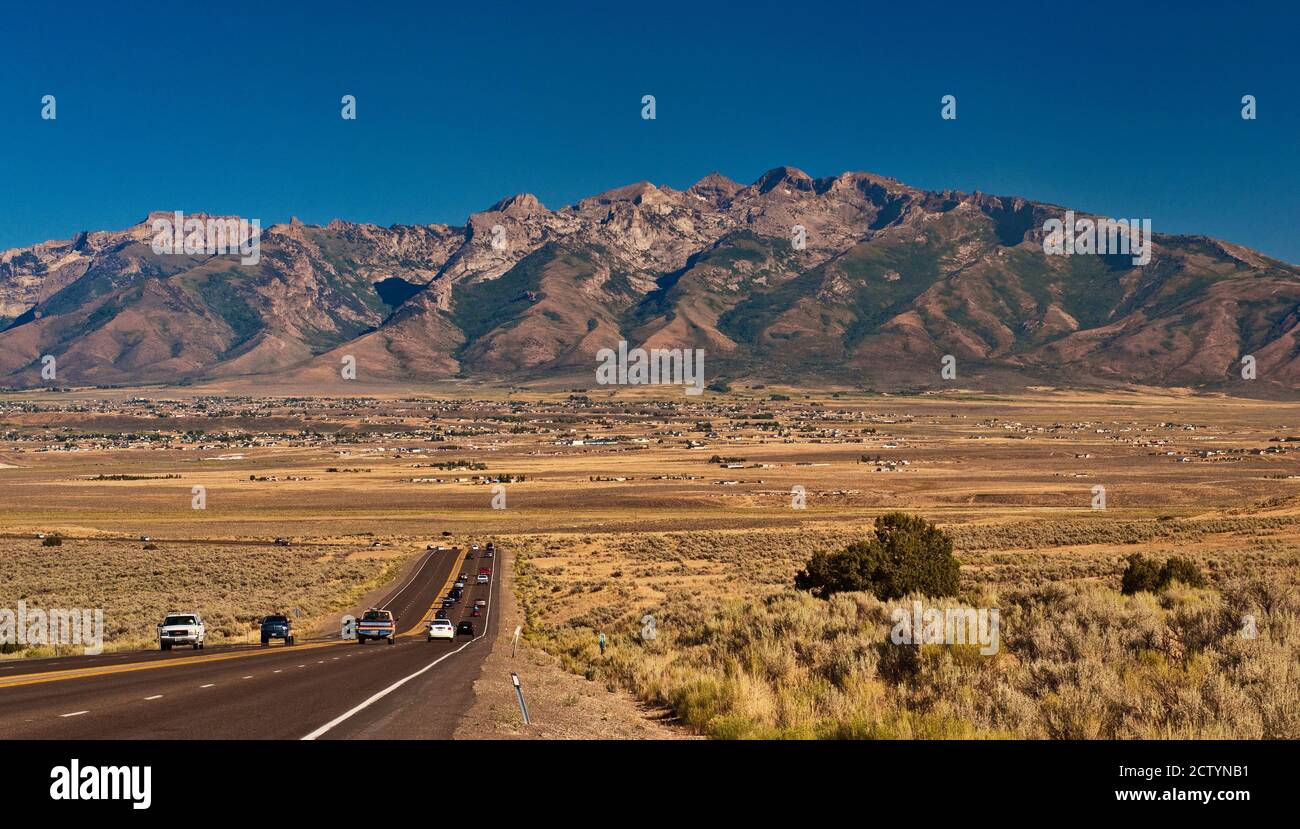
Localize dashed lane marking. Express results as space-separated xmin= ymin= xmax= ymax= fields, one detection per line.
xmin=0 ymin=639 xmax=347 ymax=689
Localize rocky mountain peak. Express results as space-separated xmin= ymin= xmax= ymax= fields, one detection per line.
xmin=686 ymin=172 xmax=743 ymax=208
xmin=488 ymin=193 xmax=546 ymax=214
xmin=751 ymin=166 xmax=815 ymax=194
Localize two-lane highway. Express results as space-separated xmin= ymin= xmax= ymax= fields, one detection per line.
xmin=0 ymin=544 xmax=502 ymax=739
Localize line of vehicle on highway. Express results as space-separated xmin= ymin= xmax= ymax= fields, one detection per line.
xmin=3 ymin=540 xmax=497 ymax=716
xmin=427 ymin=540 xmax=494 ymax=641
xmin=153 ymin=539 xmax=475 ymax=653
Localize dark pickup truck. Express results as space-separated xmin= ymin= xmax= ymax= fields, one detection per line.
xmin=260 ymin=613 xmax=295 ymax=646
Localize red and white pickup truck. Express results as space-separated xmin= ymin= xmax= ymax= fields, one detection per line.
xmin=356 ymin=608 xmax=396 ymax=645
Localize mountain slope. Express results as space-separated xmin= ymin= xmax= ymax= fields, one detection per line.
xmin=2 ymin=169 xmax=1297 ymax=394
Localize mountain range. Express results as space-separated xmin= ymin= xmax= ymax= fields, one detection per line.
xmin=2 ymin=167 xmax=1298 ymax=395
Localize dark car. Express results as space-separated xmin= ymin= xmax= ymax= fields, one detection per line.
xmin=260 ymin=614 xmax=294 ymax=646
xmin=449 ymin=587 xmax=463 ymax=600
xmin=434 ymin=609 xmax=449 ymax=620
xmin=456 ymin=620 xmax=475 ymax=636
xmin=442 ymin=597 xmax=456 ymax=608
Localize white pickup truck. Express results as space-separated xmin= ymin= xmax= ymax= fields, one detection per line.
xmin=158 ymin=613 xmax=206 ymax=651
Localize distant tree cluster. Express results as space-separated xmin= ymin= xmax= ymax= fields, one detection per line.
xmin=429 ymin=460 xmax=487 ymax=471
xmin=795 ymin=512 xmax=960 ymax=600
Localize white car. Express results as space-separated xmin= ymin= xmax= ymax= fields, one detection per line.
xmin=454 ymin=580 xmax=466 ymax=590
xmin=158 ymin=613 xmax=205 ymax=651
xmin=476 ymin=573 xmax=489 ymax=584
xmin=427 ymin=619 xmax=455 ymax=642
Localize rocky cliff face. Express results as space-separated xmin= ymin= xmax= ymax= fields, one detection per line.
xmin=2 ymin=167 xmax=1297 ymax=394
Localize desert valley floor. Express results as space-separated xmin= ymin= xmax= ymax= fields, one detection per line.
xmin=2 ymin=383 xmax=1297 ymax=738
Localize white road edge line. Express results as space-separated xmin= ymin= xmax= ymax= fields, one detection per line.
xmin=302 ymin=554 xmax=498 ymax=741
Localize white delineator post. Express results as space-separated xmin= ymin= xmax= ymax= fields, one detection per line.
xmin=511 ymin=672 xmax=530 ymax=725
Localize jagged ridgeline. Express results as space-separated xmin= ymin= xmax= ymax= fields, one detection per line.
xmin=1 ymin=169 xmax=1297 ymax=393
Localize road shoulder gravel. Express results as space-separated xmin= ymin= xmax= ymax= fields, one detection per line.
xmin=453 ymin=548 xmax=696 ymax=740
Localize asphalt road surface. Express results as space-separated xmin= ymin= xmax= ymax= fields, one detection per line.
xmin=0 ymin=546 xmax=501 ymax=739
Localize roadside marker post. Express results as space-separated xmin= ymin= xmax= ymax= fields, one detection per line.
xmin=511 ymin=625 xmax=521 ymax=658
xmin=511 ymin=672 xmax=531 ymax=725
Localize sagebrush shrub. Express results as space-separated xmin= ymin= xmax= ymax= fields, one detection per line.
xmin=795 ymin=513 xmax=960 ymax=600
xmin=1121 ymin=553 xmax=1207 ymax=594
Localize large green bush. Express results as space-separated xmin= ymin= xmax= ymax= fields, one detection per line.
xmin=794 ymin=512 xmax=960 ymax=600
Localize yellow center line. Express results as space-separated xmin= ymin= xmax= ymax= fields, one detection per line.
xmin=0 ymin=549 xmax=462 ymax=688
xmin=0 ymin=639 xmax=347 ymax=690
xmin=401 ymin=550 xmax=462 ymax=636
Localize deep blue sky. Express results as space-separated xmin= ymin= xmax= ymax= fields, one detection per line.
xmin=2 ymin=0 xmax=1297 ymax=262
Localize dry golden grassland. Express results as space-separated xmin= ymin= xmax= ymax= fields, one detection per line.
xmin=0 ymin=538 xmax=404 ymax=655
xmin=0 ymin=385 xmax=1297 ymax=737
xmin=511 ymin=519 xmax=1299 ymax=738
